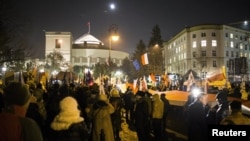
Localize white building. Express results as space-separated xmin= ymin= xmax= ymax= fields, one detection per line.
xmin=163 ymin=23 xmax=250 ymax=81
xmin=45 ymin=32 xmax=129 ymax=67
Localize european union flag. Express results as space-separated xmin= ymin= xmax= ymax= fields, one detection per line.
xmin=133 ymin=59 xmax=140 ymax=70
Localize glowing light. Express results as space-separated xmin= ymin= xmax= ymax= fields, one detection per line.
xmin=110 ymin=3 xmax=116 ymax=10
xmin=191 ymin=88 xmax=201 ymax=98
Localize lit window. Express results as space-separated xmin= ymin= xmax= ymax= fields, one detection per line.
xmin=192 ymin=41 xmax=197 ymax=48
xmin=212 ymin=40 xmax=217 ymax=47
xmin=230 ymin=33 xmax=233 ymax=39
xmin=230 ymin=41 xmax=234 ymax=48
xmin=240 ymin=43 xmax=243 ymax=49
xmin=201 ymin=40 xmax=207 ymax=47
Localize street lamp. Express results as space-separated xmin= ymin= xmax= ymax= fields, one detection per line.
xmin=108 ymin=24 xmax=119 ymax=84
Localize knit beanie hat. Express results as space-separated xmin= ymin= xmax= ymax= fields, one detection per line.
xmin=110 ymin=88 xmax=120 ymax=97
xmin=98 ymin=94 xmax=108 ymax=101
xmin=4 ymin=81 xmax=31 ymax=106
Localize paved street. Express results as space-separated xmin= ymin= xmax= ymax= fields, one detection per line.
xmin=119 ymin=105 xmax=188 ymax=141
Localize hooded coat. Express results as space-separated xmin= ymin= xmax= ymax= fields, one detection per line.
xmin=92 ymin=99 xmax=115 ymax=141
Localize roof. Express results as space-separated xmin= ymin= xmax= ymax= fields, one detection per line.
xmin=74 ymin=33 xmax=104 ymax=45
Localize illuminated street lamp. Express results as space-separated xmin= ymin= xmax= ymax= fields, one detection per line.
xmin=108 ymin=24 xmax=119 ymax=83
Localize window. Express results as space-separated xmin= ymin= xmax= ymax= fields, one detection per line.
xmin=55 ymin=39 xmax=62 ymax=48
xmin=192 ymin=41 xmax=197 ymax=48
xmin=231 ymin=51 xmax=234 ymax=57
xmin=193 ymin=52 xmax=196 ymax=57
xmin=230 ymin=33 xmax=233 ymax=39
xmin=212 ymin=50 xmax=216 ymax=56
xmin=193 ymin=61 xmax=196 ymax=68
xmin=213 ymin=61 xmax=217 ymax=67
xmin=192 ymin=34 xmax=196 ymax=38
xmin=201 ymin=33 xmax=206 ymax=37
xmin=236 ymin=52 xmax=239 ymax=58
xmin=201 ymin=40 xmax=207 ymax=47
xmin=201 ymin=51 xmax=206 ymax=56
xmin=202 ymin=61 xmax=207 ymax=67
xmin=240 ymin=43 xmax=244 ymax=49
xmin=212 ymin=40 xmax=217 ymax=47
xmin=212 ymin=32 xmax=216 ymax=37
xmin=225 ymin=33 xmax=228 ymax=37
xmin=230 ymin=41 xmax=234 ymax=48
xmin=226 ymin=51 xmax=229 ymax=57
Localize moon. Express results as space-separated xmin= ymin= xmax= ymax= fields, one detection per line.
xmin=109 ymin=3 xmax=116 ymax=10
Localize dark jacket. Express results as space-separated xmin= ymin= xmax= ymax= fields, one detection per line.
xmin=53 ymin=122 xmax=89 ymax=141
xmin=187 ymin=100 xmax=208 ymax=141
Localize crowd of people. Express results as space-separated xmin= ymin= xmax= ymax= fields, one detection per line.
xmin=0 ymin=80 xmax=249 ymax=141
xmin=0 ymin=80 xmax=171 ymax=141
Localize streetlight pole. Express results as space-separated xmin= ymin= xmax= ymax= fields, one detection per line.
xmin=108 ymin=24 xmax=119 ymax=85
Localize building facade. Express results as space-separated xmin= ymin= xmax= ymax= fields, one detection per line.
xmin=45 ymin=32 xmax=129 ymax=68
xmin=163 ymin=24 xmax=250 ymax=81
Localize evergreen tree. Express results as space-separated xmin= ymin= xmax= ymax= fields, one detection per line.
xmin=131 ymin=40 xmax=148 ymax=78
xmin=148 ymin=24 xmax=164 ymax=75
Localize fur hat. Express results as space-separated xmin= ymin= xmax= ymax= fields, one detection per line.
xmin=60 ymin=96 xmax=79 ymax=113
xmin=4 ymin=81 xmax=31 ymax=106
xmin=98 ymin=94 xmax=108 ymax=101
xmin=51 ymin=96 xmax=84 ymax=131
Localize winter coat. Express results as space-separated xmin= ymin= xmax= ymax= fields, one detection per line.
xmin=187 ymin=100 xmax=208 ymax=141
xmin=92 ymin=100 xmax=115 ymax=141
xmin=0 ymin=112 xmax=43 ymax=141
xmin=151 ymin=94 xmax=164 ymax=119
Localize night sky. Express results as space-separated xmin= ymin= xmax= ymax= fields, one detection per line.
xmin=12 ymin=0 xmax=250 ymax=58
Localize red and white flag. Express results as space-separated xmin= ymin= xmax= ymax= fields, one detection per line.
xmin=141 ymin=53 xmax=149 ymax=65
xmin=206 ymin=66 xmax=226 ymax=82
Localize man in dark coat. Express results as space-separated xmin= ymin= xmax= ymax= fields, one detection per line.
xmin=187 ymin=92 xmax=208 ymax=141
xmin=134 ymin=91 xmax=151 ymax=141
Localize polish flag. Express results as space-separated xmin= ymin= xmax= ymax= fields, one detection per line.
xmin=206 ymin=66 xmax=226 ymax=82
xmin=141 ymin=53 xmax=149 ymax=65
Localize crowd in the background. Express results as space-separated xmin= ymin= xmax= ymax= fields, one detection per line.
xmin=0 ymin=80 xmax=250 ymax=141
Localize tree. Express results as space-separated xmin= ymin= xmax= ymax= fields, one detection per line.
xmin=148 ymin=24 xmax=164 ymax=48
xmin=148 ymin=24 xmax=164 ymax=75
xmin=93 ymin=62 xmax=109 ymax=79
xmin=0 ymin=0 xmax=31 ymax=70
xmin=130 ymin=40 xmax=148 ymax=78
xmin=46 ymin=51 xmax=64 ymax=71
